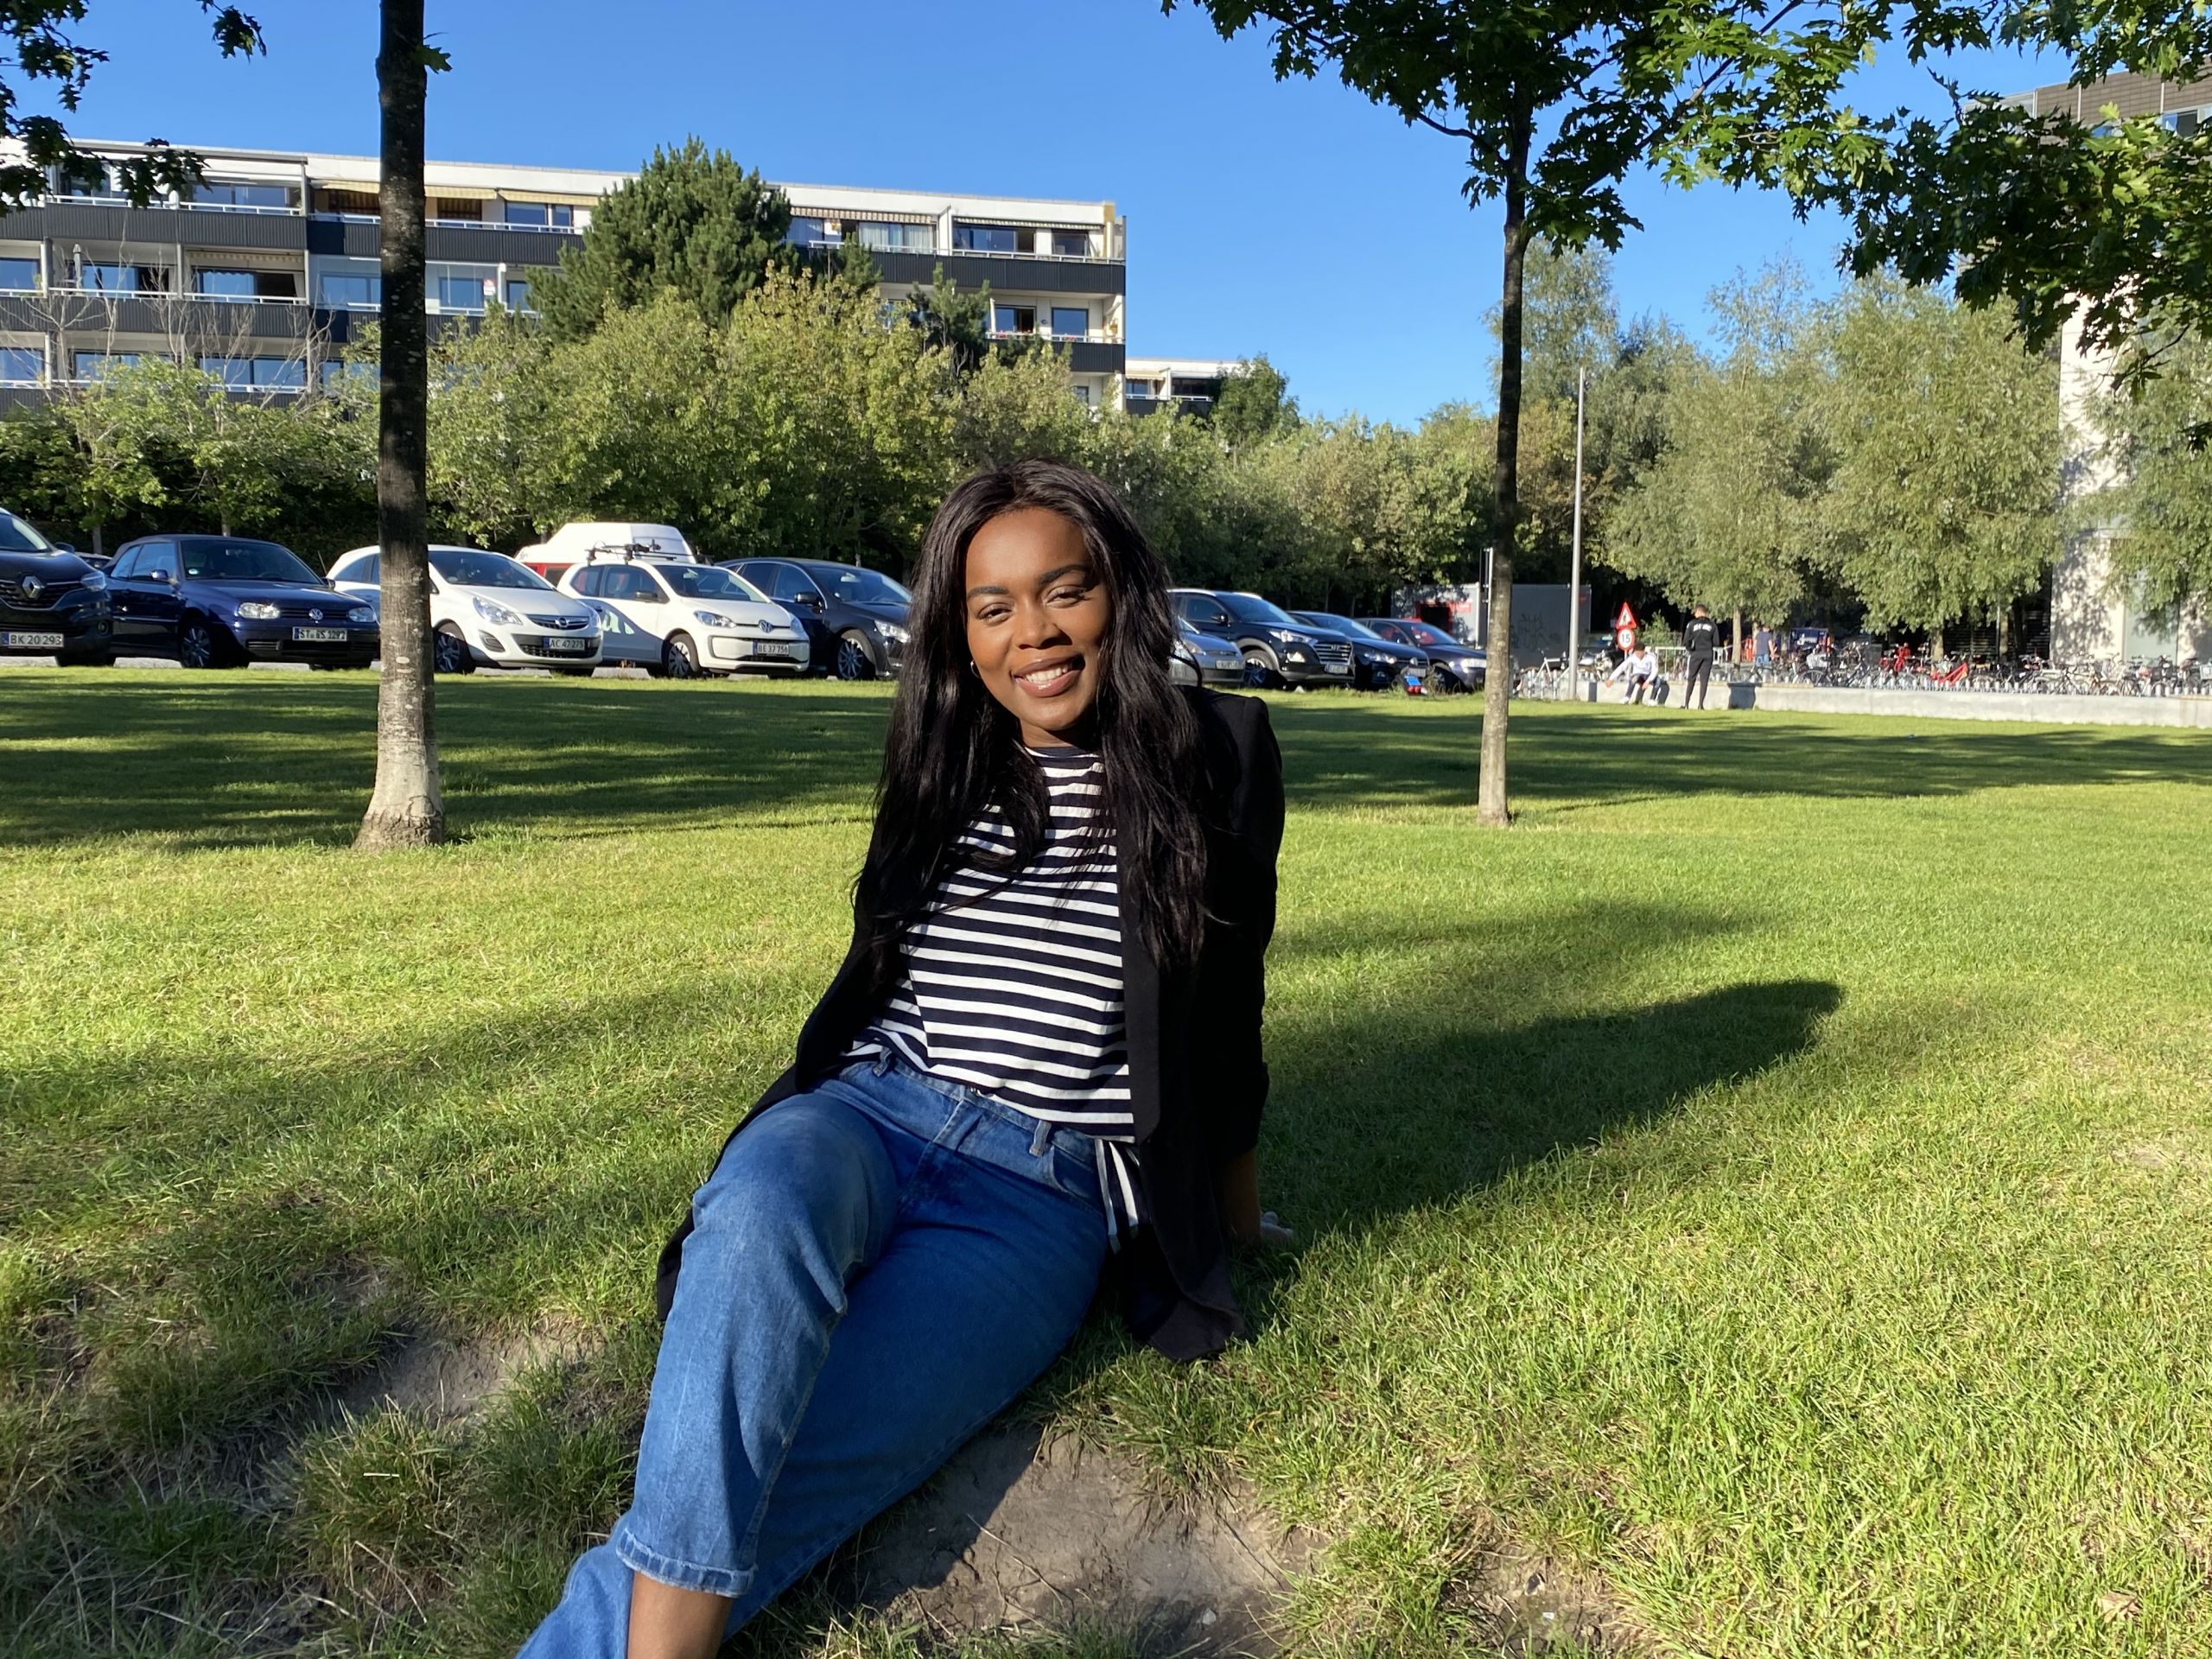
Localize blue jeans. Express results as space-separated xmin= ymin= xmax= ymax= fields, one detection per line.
xmin=521 ymin=1056 xmax=1109 ymax=1656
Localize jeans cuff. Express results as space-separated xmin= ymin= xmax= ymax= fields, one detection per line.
xmin=613 ymin=1514 xmax=757 ymax=1599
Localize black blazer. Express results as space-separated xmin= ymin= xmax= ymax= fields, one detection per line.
xmin=654 ymin=688 xmax=1284 ymax=1362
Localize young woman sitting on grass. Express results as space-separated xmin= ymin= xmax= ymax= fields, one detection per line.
xmin=521 ymin=459 xmax=1288 ymax=1659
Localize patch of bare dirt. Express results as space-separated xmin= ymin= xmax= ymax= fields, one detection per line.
xmin=1450 ymin=1543 xmax=1637 ymax=1653
xmin=830 ymin=1426 xmax=1318 ymax=1656
xmin=337 ymin=1313 xmax=594 ymax=1422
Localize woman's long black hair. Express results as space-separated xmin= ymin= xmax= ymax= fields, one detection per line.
xmin=857 ymin=460 xmax=1211 ymax=976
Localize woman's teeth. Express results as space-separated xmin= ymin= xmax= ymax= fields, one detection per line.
xmin=1019 ymin=663 xmax=1076 ymax=689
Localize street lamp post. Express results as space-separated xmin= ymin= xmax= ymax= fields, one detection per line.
xmin=1566 ymin=365 xmax=1586 ymax=702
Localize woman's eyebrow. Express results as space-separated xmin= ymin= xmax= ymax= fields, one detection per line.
xmin=965 ymin=562 xmax=1094 ymax=601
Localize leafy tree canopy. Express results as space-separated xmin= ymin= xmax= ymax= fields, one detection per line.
xmin=1211 ymin=354 xmax=1300 ymax=444
xmin=531 ymin=137 xmax=868 ymax=339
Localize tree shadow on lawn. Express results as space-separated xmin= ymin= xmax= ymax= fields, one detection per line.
xmin=0 ymin=674 xmax=889 ymax=848
xmin=1268 ymin=698 xmax=2212 ymax=810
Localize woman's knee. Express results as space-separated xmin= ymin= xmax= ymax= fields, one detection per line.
xmin=688 ymin=1095 xmax=893 ymax=1270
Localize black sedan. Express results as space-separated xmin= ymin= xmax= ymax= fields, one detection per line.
xmin=1359 ymin=616 xmax=1489 ymax=692
xmin=0 ymin=509 xmax=114 ymax=665
xmin=107 ymin=535 xmax=379 ymax=669
xmin=725 ymin=556 xmax=912 ymax=680
xmin=1292 ymin=610 xmax=1428 ymax=691
xmin=1169 ymin=588 xmax=1353 ymax=688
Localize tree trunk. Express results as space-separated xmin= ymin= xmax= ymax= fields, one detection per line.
xmin=1476 ymin=111 xmax=1532 ymax=829
xmin=1732 ymin=608 xmax=1743 ymax=661
xmin=355 ymin=0 xmax=444 ymax=850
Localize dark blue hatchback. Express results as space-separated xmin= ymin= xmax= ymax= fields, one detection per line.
xmin=107 ymin=535 xmax=379 ymax=669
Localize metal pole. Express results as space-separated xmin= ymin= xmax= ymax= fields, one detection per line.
xmin=1566 ymin=365 xmax=1586 ymax=702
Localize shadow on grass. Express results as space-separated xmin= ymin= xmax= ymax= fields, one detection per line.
xmin=1265 ymin=698 xmax=2212 ymax=810
xmin=0 ymin=674 xmax=890 ymax=848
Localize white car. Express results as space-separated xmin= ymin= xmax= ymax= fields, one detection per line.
xmin=556 ymin=555 xmax=810 ymax=678
xmin=515 ymin=521 xmax=696 ymax=588
xmin=328 ymin=544 xmax=602 ymax=675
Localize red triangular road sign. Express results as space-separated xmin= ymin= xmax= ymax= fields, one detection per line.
xmin=1611 ymin=602 xmax=1637 ymax=632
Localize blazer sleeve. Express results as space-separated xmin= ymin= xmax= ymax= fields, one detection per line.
xmin=1192 ymin=696 xmax=1284 ymax=1164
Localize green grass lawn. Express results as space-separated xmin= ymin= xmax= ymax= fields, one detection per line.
xmin=3 ymin=670 xmax=2209 ymax=1657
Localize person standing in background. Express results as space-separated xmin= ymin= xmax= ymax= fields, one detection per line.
xmin=1681 ymin=604 xmax=1720 ymax=709
xmin=1752 ymin=620 xmax=1775 ymax=668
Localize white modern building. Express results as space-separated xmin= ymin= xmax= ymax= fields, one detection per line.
xmin=0 ymin=141 xmax=1133 ymax=408
xmin=1122 ymin=354 xmax=1245 ymax=419
xmin=2009 ymin=72 xmax=2212 ymax=664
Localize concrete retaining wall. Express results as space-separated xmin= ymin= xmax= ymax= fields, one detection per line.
xmin=1562 ymin=676 xmax=2212 ymax=729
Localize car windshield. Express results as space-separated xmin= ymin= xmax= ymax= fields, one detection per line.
xmin=815 ymin=565 xmax=910 ymax=607
xmin=181 ymin=540 xmax=321 ymax=583
xmin=431 ymin=549 xmax=550 ymax=591
xmin=1222 ymin=592 xmax=1302 ymax=627
xmin=0 ymin=512 xmax=54 ymax=554
xmin=1400 ymin=620 xmax=1463 ymax=649
xmin=656 ymin=563 xmax=759 ymax=601
xmin=1300 ymin=612 xmax=1381 ymax=639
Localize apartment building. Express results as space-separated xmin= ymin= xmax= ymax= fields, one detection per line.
xmin=2006 ymin=71 xmax=2212 ymax=664
xmin=1122 ymin=355 xmax=1244 ymax=419
xmin=0 ymin=141 xmax=1129 ymax=407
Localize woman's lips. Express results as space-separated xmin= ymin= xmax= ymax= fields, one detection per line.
xmin=1015 ymin=660 xmax=1081 ymax=697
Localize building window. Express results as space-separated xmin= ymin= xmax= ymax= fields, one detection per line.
xmin=954 ymin=223 xmax=1021 ymax=254
xmin=321 ymin=359 xmax=376 ymax=389
xmin=784 ymin=216 xmax=836 ymax=247
xmin=432 ymin=197 xmax=485 ymax=222
xmin=199 ymin=354 xmax=308 ymax=389
xmin=855 ymin=221 xmax=932 ymax=253
xmin=73 ymin=351 xmax=144 ymax=381
xmin=1072 ymin=383 xmax=1090 ymax=406
xmin=195 ymin=269 xmax=299 ymax=301
xmin=992 ymin=303 xmax=1036 ymax=335
xmin=1048 ymin=230 xmax=1095 ymax=257
xmin=192 ymin=180 xmax=296 ymax=211
xmin=503 ymin=276 xmax=533 ymax=313
xmin=79 ymin=263 xmax=168 ymax=294
xmin=502 ymin=200 xmax=575 ymax=228
xmin=1050 ymin=306 xmax=1089 ymax=340
xmin=429 ymin=266 xmax=497 ymax=312
xmin=0 ymin=257 xmax=38 ymax=292
xmin=318 ymin=270 xmax=382 ymax=308
xmin=0 ymin=346 xmax=44 ymax=385
xmin=317 ymin=188 xmax=380 ymax=217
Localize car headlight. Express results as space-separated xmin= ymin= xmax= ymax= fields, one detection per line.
xmin=236 ymin=601 xmax=281 ymax=620
xmin=1268 ymin=628 xmax=1300 ymax=644
xmin=873 ymin=620 xmax=910 ymax=643
xmin=472 ymin=595 xmax=523 ymax=626
xmin=693 ymin=609 xmax=739 ymax=628
xmin=79 ymin=569 xmax=106 ymax=592
xmin=347 ymin=606 xmax=375 ymax=625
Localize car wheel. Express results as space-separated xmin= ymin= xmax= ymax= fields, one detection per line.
xmin=1240 ymin=646 xmax=1281 ymax=690
xmin=433 ymin=625 xmax=476 ymax=676
xmin=179 ymin=615 xmax=239 ymax=670
xmin=1430 ymin=665 xmax=1466 ymax=696
xmin=663 ymin=632 xmax=702 ymax=679
xmin=835 ymin=631 xmax=876 ymax=681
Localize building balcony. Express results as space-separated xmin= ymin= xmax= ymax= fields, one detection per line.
xmin=864 ymin=246 xmax=1124 ymax=296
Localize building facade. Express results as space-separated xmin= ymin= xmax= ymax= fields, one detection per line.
xmin=2007 ymin=72 xmax=2212 ymax=664
xmin=0 ymin=141 xmax=1130 ymax=408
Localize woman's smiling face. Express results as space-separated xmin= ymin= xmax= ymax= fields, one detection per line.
xmin=963 ymin=505 xmax=1112 ymax=749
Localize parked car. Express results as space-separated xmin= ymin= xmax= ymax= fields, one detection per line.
xmin=515 ymin=521 xmax=697 ymax=587
xmin=105 ymin=535 xmax=377 ymax=669
xmin=556 ymin=551 xmax=808 ymax=678
xmin=1172 ymin=618 xmax=1249 ymax=687
xmin=1168 ymin=588 xmax=1353 ymax=688
xmin=725 ymin=556 xmax=912 ymax=680
xmin=0 ymin=509 xmax=113 ymax=665
xmin=1291 ymin=610 xmax=1428 ymax=691
xmin=1359 ymin=616 xmax=1487 ymax=692
xmin=329 ymin=544 xmax=601 ymax=676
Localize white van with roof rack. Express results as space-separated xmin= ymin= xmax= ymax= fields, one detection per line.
xmin=556 ymin=543 xmax=809 ymax=678
xmin=515 ymin=522 xmax=696 ymax=586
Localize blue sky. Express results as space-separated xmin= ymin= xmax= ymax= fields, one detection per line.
xmin=52 ymin=1 xmax=2067 ymax=424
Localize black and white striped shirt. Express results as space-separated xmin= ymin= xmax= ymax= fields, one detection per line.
xmin=848 ymin=746 xmax=1141 ymax=1232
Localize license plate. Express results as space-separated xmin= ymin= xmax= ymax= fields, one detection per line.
xmin=4 ymin=631 xmax=64 ymax=650
xmin=543 ymin=635 xmax=589 ymax=653
xmin=751 ymin=643 xmax=796 ymax=658
xmin=292 ymin=626 xmax=347 ymax=643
